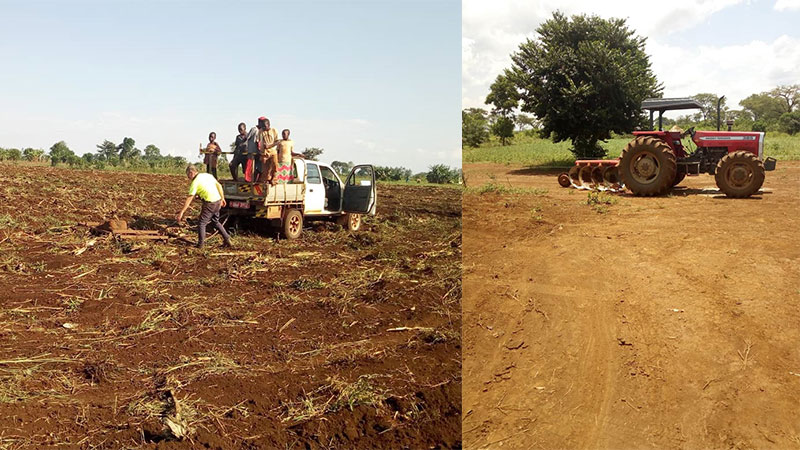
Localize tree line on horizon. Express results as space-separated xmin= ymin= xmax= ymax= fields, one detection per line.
xmin=461 ymin=11 xmax=800 ymax=157
xmin=0 ymin=138 xmax=461 ymax=184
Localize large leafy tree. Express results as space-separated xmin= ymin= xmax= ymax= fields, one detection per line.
xmin=739 ymin=93 xmax=785 ymax=123
xmin=485 ymin=73 xmax=519 ymax=117
xmin=486 ymin=73 xmax=519 ymax=146
xmin=143 ymin=144 xmax=161 ymax=160
xmin=49 ymin=141 xmax=75 ymax=166
xmin=490 ymin=115 xmax=515 ymax=146
xmin=778 ymin=111 xmax=800 ymax=135
xmin=507 ymin=12 xmax=662 ymax=158
xmin=96 ymin=140 xmax=118 ymax=161
xmin=117 ymin=137 xmax=136 ymax=161
xmin=462 ymin=108 xmax=489 ymax=148
xmin=301 ymin=147 xmax=324 ymax=161
xmin=426 ymin=164 xmax=460 ymax=184
xmin=331 ymin=160 xmax=354 ymax=176
xmin=770 ymin=84 xmax=800 ymax=113
xmin=691 ymin=93 xmax=728 ymax=126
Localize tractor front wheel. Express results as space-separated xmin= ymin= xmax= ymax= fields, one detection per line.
xmin=715 ymin=151 xmax=765 ymax=198
xmin=619 ymin=136 xmax=677 ymax=196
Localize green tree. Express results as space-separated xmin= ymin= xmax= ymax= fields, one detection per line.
xmin=426 ymin=164 xmax=459 ymax=184
xmin=331 ymin=160 xmax=354 ymax=176
xmin=301 ymin=147 xmax=324 ymax=161
xmin=691 ymin=93 xmax=728 ymax=126
xmin=22 ymin=148 xmax=45 ymax=162
xmin=739 ymin=93 xmax=785 ymax=123
xmin=770 ymin=84 xmax=800 ymax=113
xmin=778 ymin=111 xmax=800 ymax=135
xmin=117 ymin=137 xmax=136 ymax=161
xmin=96 ymin=140 xmax=118 ymax=161
xmin=462 ymin=108 xmax=490 ymax=148
xmin=515 ymin=113 xmax=539 ymax=132
xmin=375 ymin=166 xmax=412 ymax=181
xmin=48 ymin=141 xmax=75 ymax=166
xmin=486 ymin=73 xmax=519 ymax=117
xmin=490 ymin=115 xmax=515 ymax=145
xmin=143 ymin=144 xmax=161 ymax=160
xmin=507 ymin=12 xmax=661 ymax=158
xmin=6 ymin=148 xmax=21 ymax=161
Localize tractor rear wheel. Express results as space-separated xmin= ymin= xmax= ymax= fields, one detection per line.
xmin=619 ymin=136 xmax=677 ymax=196
xmin=672 ymin=169 xmax=686 ymax=187
xmin=714 ymin=151 xmax=765 ymax=198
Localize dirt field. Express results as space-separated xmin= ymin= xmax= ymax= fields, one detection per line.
xmin=463 ymin=162 xmax=800 ymax=449
xmin=0 ymin=164 xmax=461 ymax=448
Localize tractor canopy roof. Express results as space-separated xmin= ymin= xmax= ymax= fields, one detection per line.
xmin=642 ymin=97 xmax=703 ymax=112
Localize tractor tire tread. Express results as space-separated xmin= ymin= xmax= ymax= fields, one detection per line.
xmin=714 ymin=151 xmax=765 ymax=198
xmin=619 ymin=136 xmax=677 ymax=196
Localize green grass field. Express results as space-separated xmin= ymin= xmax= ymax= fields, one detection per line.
xmin=464 ymin=131 xmax=800 ymax=167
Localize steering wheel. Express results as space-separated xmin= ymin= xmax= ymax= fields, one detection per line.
xmin=686 ymin=126 xmax=696 ymax=139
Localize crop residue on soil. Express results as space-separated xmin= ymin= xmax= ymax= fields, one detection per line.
xmin=0 ymin=164 xmax=461 ymax=448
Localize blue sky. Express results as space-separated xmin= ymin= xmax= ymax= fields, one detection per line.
xmin=0 ymin=0 xmax=461 ymax=171
xmin=463 ymin=0 xmax=800 ymax=119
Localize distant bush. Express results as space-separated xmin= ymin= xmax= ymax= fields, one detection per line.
xmin=778 ymin=112 xmax=800 ymax=135
xmin=375 ymin=166 xmax=412 ymax=182
xmin=426 ymin=164 xmax=460 ymax=184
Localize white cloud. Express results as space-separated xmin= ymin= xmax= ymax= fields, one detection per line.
xmin=649 ymin=34 xmax=800 ymax=112
xmin=462 ymin=0 xmax=758 ymax=110
xmin=774 ymin=0 xmax=800 ymax=10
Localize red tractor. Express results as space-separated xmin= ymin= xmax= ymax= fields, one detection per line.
xmin=558 ymin=97 xmax=777 ymax=198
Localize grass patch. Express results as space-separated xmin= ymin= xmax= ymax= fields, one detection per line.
xmin=464 ymin=131 xmax=800 ymax=166
xmin=586 ymin=191 xmax=618 ymax=214
xmin=468 ymin=182 xmax=548 ymax=195
xmin=0 ymin=214 xmax=16 ymax=229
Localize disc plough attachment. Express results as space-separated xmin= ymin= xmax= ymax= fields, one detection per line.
xmin=557 ymin=160 xmax=624 ymax=192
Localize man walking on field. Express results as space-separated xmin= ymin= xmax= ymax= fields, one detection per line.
xmin=176 ymin=165 xmax=232 ymax=248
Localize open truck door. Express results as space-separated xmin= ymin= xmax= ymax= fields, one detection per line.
xmin=342 ymin=165 xmax=377 ymax=215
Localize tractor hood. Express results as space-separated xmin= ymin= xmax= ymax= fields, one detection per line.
xmin=694 ymin=131 xmax=765 ymax=160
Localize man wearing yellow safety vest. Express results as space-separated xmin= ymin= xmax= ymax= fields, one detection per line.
xmin=176 ymin=165 xmax=233 ymax=248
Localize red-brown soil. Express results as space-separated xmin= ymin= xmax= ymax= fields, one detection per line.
xmin=463 ymin=162 xmax=800 ymax=449
xmin=0 ymin=164 xmax=461 ymax=448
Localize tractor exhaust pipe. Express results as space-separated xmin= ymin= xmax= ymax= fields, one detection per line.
xmin=717 ymin=95 xmax=725 ymax=131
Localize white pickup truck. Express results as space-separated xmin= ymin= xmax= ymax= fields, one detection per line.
xmin=220 ymin=159 xmax=377 ymax=239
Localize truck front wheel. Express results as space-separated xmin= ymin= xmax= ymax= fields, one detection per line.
xmin=336 ymin=213 xmax=361 ymax=232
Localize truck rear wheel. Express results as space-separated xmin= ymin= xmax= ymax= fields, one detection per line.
xmin=619 ymin=136 xmax=677 ymax=196
xmin=336 ymin=213 xmax=361 ymax=232
xmin=715 ymin=151 xmax=765 ymax=198
xmin=282 ymin=209 xmax=303 ymax=239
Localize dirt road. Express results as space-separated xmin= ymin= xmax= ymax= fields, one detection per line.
xmin=0 ymin=164 xmax=461 ymax=448
xmin=463 ymin=162 xmax=800 ymax=449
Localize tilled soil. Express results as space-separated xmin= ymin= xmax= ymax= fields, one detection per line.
xmin=462 ymin=162 xmax=800 ymax=449
xmin=0 ymin=164 xmax=461 ymax=448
